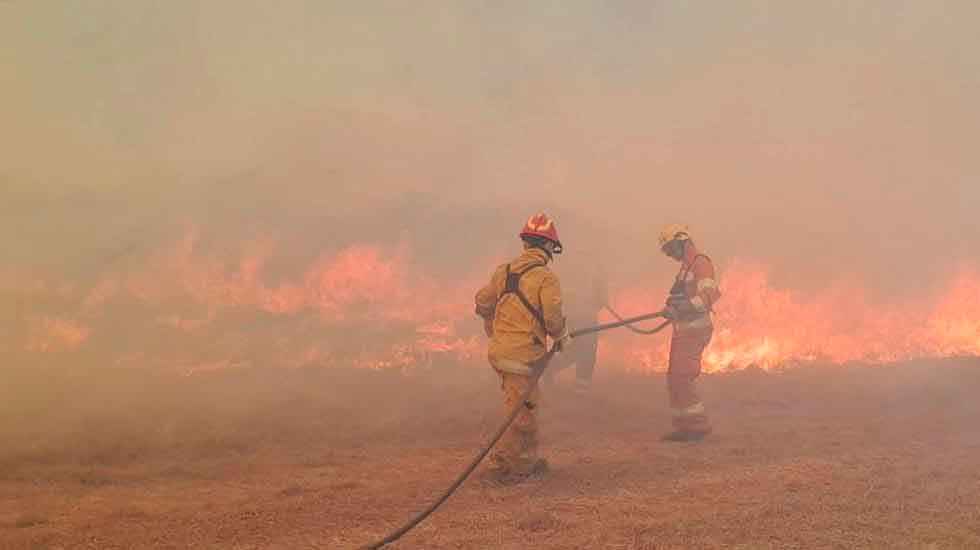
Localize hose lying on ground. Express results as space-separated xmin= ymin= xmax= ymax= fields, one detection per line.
xmin=355 ymin=309 xmax=666 ymax=550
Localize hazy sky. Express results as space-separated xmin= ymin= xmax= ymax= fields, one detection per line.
xmin=3 ymin=1 xmax=979 ymax=292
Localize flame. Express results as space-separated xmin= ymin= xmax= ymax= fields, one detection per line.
xmin=604 ymin=260 xmax=980 ymax=372
xmin=6 ymin=228 xmax=980 ymax=373
xmin=71 ymin=227 xmax=482 ymax=372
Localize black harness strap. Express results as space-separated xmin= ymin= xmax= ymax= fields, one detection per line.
xmin=500 ymin=263 xmax=547 ymax=330
xmin=682 ymin=254 xmax=710 ymax=279
xmin=672 ymin=254 xmax=715 ymax=312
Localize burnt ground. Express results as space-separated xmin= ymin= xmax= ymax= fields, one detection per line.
xmin=2 ymin=358 xmax=980 ymax=550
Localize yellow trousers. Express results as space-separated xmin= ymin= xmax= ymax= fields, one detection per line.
xmin=489 ymin=370 xmax=541 ymax=474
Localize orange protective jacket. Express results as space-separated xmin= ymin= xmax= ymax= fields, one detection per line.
xmin=673 ymin=248 xmax=721 ymax=332
xmin=475 ymin=248 xmax=567 ymax=372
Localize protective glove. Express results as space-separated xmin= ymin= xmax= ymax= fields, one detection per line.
xmin=553 ymin=327 xmax=572 ymax=353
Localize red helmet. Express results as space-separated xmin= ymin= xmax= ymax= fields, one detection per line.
xmin=519 ymin=213 xmax=563 ymax=253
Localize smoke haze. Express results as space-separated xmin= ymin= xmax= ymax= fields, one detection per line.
xmin=3 ymin=1 xmax=979 ymax=294
xmin=5 ymin=9 xmax=980 ymax=547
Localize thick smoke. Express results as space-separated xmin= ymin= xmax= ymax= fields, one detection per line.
xmin=3 ymin=1 xmax=979 ymax=296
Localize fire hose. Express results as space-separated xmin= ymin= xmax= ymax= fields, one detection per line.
xmin=356 ymin=309 xmax=668 ymax=550
xmin=603 ymin=304 xmax=672 ymax=335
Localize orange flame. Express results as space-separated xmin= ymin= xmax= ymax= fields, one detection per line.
xmin=8 ymin=228 xmax=980 ymax=373
xmin=604 ymin=261 xmax=980 ymax=372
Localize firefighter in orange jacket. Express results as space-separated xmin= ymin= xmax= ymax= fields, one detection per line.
xmin=475 ymin=213 xmax=570 ymax=481
xmin=658 ymin=224 xmax=721 ymax=442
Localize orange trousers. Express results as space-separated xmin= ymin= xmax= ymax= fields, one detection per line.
xmin=667 ymin=326 xmax=713 ymax=433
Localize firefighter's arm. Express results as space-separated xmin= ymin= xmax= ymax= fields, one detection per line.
xmin=539 ymin=272 xmax=569 ymax=341
xmin=691 ymin=259 xmax=721 ymax=312
xmin=475 ymin=267 xmax=502 ymax=336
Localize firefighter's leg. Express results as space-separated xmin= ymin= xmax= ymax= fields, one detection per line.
xmin=574 ymin=333 xmax=599 ymax=394
xmin=490 ymin=371 xmax=541 ymax=474
xmin=542 ymin=349 xmax=572 ymax=385
xmin=666 ymin=327 xmax=713 ymax=436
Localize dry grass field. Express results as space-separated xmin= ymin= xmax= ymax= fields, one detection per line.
xmin=3 ymin=358 xmax=980 ymax=549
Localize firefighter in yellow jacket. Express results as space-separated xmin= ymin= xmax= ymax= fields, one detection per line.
xmin=475 ymin=213 xmax=570 ymax=482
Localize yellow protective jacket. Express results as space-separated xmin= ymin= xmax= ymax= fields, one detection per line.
xmin=475 ymin=248 xmax=567 ymax=373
